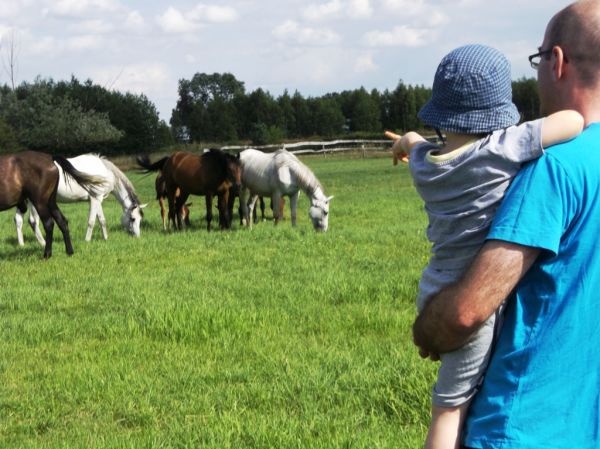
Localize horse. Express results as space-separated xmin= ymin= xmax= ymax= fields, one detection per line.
xmin=16 ymin=154 xmax=147 ymax=244
xmin=239 ymin=148 xmax=333 ymax=232
xmin=138 ymin=149 xmax=242 ymax=231
xmin=1 ymin=150 xmax=105 ymax=258
xmin=155 ymin=172 xmax=191 ymax=230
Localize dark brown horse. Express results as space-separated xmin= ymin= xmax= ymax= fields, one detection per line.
xmin=139 ymin=149 xmax=241 ymax=231
xmin=0 ymin=151 xmax=104 ymax=258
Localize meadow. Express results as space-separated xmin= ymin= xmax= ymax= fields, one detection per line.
xmin=0 ymin=152 xmax=438 ymax=449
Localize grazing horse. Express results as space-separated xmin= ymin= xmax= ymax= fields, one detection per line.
xmin=138 ymin=149 xmax=241 ymax=231
xmin=16 ymin=154 xmax=147 ymax=244
xmin=239 ymin=148 xmax=333 ymax=232
xmin=0 ymin=151 xmax=104 ymax=258
xmin=155 ymin=172 xmax=191 ymax=230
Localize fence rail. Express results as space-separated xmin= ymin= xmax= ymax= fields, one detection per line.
xmin=219 ymin=136 xmax=438 ymax=155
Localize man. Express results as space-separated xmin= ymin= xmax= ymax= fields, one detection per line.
xmin=412 ymin=1 xmax=600 ymax=448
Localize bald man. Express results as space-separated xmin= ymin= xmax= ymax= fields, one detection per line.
xmin=412 ymin=1 xmax=600 ymax=447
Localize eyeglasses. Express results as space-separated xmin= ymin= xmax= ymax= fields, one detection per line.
xmin=528 ymin=48 xmax=553 ymax=69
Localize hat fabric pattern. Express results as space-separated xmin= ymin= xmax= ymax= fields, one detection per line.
xmin=418 ymin=44 xmax=520 ymax=134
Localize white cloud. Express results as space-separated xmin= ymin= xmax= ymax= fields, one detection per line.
xmin=0 ymin=0 xmax=34 ymax=18
xmin=354 ymin=53 xmax=378 ymax=73
xmin=157 ymin=4 xmax=238 ymax=34
xmin=272 ymin=20 xmax=340 ymax=46
xmin=156 ymin=7 xmax=200 ymax=34
xmin=302 ymin=0 xmax=372 ymax=21
xmin=363 ymin=25 xmax=431 ymax=47
xmin=91 ymin=63 xmax=170 ymax=96
xmin=69 ymin=19 xmax=114 ymax=34
xmin=302 ymin=0 xmax=343 ymax=21
xmin=43 ymin=0 xmax=122 ymax=18
xmin=66 ymin=35 xmax=105 ymax=51
xmin=124 ymin=11 xmax=147 ymax=33
xmin=190 ymin=4 xmax=238 ymax=23
xmin=348 ymin=0 xmax=372 ymax=18
xmin=381 ymin=0 xmax=426 ymax=14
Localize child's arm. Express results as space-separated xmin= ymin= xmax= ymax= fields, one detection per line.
xmin=385 ymin=130 xmax=427 ymax=165
xmin=541 ymin=110 xmax=584 ymax=148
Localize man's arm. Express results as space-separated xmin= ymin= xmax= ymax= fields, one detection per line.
xmin=413 ymin=240 xmax=540 ymax=355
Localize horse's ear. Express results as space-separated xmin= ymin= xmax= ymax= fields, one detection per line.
xmin=236 ymin=152 xmax=241 ymax=160
xmin=326 ymin=195 xmax=334 ymax=202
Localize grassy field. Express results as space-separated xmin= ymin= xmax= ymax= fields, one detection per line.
xmin=0 ymin=152 xmax=437 ymax=449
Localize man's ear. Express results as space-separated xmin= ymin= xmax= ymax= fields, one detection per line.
xmin=552 ymin=45 xmax=568 ymax=81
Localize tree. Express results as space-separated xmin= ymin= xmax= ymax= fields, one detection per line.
xmin=309 ymin=98 xmax=345 ymax=137
xmin=512 ymin=77 xmax=540 ymax=122
xmin=171 ymin=72 xmax=245 ymax=143
xmin=1 ymin=78 xmax=122 ymax=154
xmin=347 ymin=87 xmax=381 ymax=132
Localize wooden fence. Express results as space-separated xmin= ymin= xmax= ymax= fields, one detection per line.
xmin=219 ymin=136 xmax=439 ymax=156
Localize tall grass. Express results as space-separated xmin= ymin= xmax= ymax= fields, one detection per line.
xmin=0 ymin=153 xmax=437 ymax=448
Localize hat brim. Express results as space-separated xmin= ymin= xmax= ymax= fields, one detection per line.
xmin=418 ymin=100 xmax=520 ymax=134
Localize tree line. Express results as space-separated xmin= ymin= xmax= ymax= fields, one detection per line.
xmin=0 ymin=73 xmax=540 ymax=155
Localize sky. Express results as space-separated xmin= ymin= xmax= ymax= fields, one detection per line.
xmin=0 ymin=0 xmax=571 ymax=122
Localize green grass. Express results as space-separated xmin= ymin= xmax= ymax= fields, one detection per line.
xmin=0 ymin=154 xmax=437 ymax=448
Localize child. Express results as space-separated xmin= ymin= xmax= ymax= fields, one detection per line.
xmin=386 ymin=44 xmax=583 ymax=449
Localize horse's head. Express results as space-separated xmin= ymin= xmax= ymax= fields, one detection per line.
xmin=226 ymin=152 xmax=242 ymax=192
xmin=121 ymin=202 xmax=147 ymax=237
xmin=309 ymin=195 xmax=333 ymax=232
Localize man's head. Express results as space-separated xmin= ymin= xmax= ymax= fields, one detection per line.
xmin=538 ymin=0 xmax=600 ymax=117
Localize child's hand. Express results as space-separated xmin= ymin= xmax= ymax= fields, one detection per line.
xmin=384 ymin=130 xmax=409 ymax=165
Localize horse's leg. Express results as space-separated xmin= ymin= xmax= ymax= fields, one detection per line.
xmin=256 ymin=196 xmax=264 ymax=223
xmin=166 ymin=187 xmax=178 ymax=231
xmin=15 ymin=203 xmax=26 ymax=246
xmin=34 ymin=203 xmax=55 ymax=259
xmin=174 ymin=192 xmax=189 ymax=230
xmin=159 ymin=196 xmax=167 ymax=231
xmin=28 ymin=205 xmax=46 ymax=245
xmin=239 ymin=187 xmax=249 ymax=227
xmin=271 ymin=193 xmax=283 ymax=225
xmin=218 ymin=191 xmax=230 ymax=230
xmin=85 ymin=197 xmax=100 ymax=241
xmin=205 ymin=195 xmax=213 ymax=231
xmin=96 ymin=201 xmax=108 ymax=240
xmin=247 ymin=194 xmax=259 ymax=229
xmin=227 ymin=187 xmax=236 ymax=227
xmin=49 ymin=201 xmax=74 ymax=256
xmin=289 ymin=192 xmax=299 ymax=227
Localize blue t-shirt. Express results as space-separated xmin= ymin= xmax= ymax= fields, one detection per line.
xmin=464 ymin=123 xmax=600 ymax=449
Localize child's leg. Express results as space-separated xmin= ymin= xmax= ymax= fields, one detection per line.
xmin=422 ymin=307 xmax=501 ymax=449
xmin=424 ymin=401 xmax=470 ymax=449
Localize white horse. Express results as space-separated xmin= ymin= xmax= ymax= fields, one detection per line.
xmin=16 ymin=154 xmax=147 ymax=245
xmin=239 ymin=148 xmax=333 ymax=231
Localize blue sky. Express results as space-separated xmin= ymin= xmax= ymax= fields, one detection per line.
xmin=1 ymin=0 xmax=570 ymax=122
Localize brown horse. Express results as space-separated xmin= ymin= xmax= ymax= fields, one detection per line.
xmin=155 ymin=172 xmax=191 ymax=230
xmin=138 ymin=149 xmax=241 ymax=231
xmin=0 ymin=151 xmax=104 ymax=258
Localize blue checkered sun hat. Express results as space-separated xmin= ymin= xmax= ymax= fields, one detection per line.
xmin=418 ymin=44 xmax=520 ymax=134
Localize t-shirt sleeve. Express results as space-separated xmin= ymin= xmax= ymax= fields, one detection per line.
xmin=487 ymin=153 xmax=574 ymax=256
xmin=490 ymin=119 xmax=544 ymax=163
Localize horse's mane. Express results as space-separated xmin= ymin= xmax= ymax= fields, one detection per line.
xmin=274 ymin=149 xmax=322 ymax=196
xmin=97 ymin=155 xmax=141 ymax=205
xmin=205 ymin=148 xmax=237 ymax=164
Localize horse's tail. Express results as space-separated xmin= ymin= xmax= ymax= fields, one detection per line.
xmin=137 ymin=155 xmax=169 ymax=173
xmin=52 ymin=155 xmax=106 ymax=195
